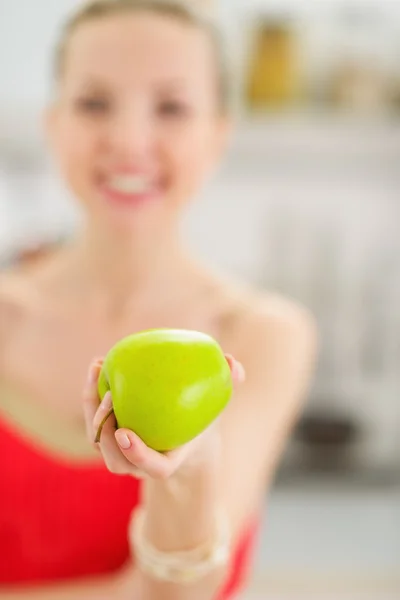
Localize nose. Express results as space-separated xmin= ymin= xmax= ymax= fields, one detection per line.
xmin=107 ymin=108 xmax=153 ymax=160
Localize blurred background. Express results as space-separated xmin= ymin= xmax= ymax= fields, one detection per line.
xmin=0 ymin=1 xmax=399 ymax=598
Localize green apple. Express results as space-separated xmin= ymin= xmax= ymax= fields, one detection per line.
xmin=96 ymin=328 xmax=233 ymax=451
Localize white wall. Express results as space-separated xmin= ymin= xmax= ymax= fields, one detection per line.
xmin=1 ymin=0 xmax=400 ymax=111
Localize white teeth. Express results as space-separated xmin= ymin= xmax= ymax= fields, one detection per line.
xmin=107 ymin=175 xmax=152 ymax=194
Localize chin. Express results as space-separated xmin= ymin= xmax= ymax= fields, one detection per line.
xmin=92 ymin=197 xmax=171 ymax=236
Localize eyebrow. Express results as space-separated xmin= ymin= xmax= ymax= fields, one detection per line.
xmin=73 ymin=75 xmax=192 ymax=96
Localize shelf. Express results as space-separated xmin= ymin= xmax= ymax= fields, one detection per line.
xmin=232 ymin=111 xmax=400 ymax=151
xmin=1 ymin=107 xmax=400 ymax=167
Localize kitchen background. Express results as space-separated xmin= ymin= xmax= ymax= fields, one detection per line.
xmin=1 ymin=1 xmax=399 ymax=597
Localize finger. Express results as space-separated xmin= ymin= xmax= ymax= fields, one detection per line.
xmin=82 ymin=358 xmax=104 ymax=442
xmin=93 ymin=390 xmax=165 ymax=479
xmin=93 ymin=392 xmax=141 ymax=474
xmin=225 ymin=353 xmax=246 ymax=383
xmin=100 ymin=429 xmax=140 ymax=475
xmin=92 ymin=390 xmax=114 ymax=442
xmin=115 ymin=429 xmax=184 ymax=479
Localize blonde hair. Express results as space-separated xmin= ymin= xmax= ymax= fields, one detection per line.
xmin=54 ymin=0 xmax=230 ymax=112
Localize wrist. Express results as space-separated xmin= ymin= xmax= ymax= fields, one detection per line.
xmin=127 ymin=428 xmax=229 ymax=586
xmin=137 ymin=444 xmax=220 ymax=552
xmin=173 ymin=423 xmax=222 ymax=481
xmin=129 ymin=505 xmax=231 ymax=585
xmin=143 ymin=465 xmax=220 ymax=548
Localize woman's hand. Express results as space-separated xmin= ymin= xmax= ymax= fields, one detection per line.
xmin=82 ymin=354 xmax=245 ymax=481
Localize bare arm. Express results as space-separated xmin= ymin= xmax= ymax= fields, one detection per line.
xmin=90 ymin=300 xmax=317 ymax=600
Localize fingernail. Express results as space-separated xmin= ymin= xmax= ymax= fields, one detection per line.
xmin=116 ymin=431 xmax=131 ymax=449
xmin=101 ymin=391 xmax=113 ymax=409
xmin=237 ymin=363 xmax=246 ymax=382
xmin=225 ymin=354 xmax=234 ymax=368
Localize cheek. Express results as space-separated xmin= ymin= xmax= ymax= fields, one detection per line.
xmin=167 ymin=125 xmax=217 ymax=192
xmin=53 ymin=117 xmax=95 ymax=186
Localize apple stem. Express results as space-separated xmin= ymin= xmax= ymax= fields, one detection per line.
xmin=94 ymin=408 xmax=115 ymax=443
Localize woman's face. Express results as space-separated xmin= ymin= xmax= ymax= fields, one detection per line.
xmin=46 ymin=12 xmax=229 ymax=233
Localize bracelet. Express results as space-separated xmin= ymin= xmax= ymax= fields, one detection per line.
xmin=130 ymin=507 xmax=231 ymax=584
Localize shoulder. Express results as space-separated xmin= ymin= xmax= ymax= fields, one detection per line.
xmin=0 ymin=268 xmax=25 ymax=323
xmin=217 ymin=277 xmax=317 ymax=353
xmin=0 ymin=271 xmax=20 ymax=366
xmin=217 ymin=279 xmax=318 ymax=395
xmin=0 ymin=243 xmax=60 ymax=329
xmin=0 ymin=269 xmax=26 ymax=335
xmin=239 ymin=291 xmax=317 ymax=364
xmin=0 ymin=267 xmax=43 ymax=364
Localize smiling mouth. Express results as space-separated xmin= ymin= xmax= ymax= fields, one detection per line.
xmin=106 ymin=174 xmax=154 ymax=194
xmin=99 ymin=173 xmax=162 ymax=205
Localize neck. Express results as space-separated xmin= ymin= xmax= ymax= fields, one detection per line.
xmin=64 ymin=220 xmax=193 ymax=316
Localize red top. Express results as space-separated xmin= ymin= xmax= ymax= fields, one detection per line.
xmin=0 ymin=416 xmax=259 ymax=598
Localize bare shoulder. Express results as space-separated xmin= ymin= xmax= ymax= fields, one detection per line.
xmin=0 ymin=269 xmax=22 ymax=363
xmin=217 ymin=276 xmax=316 ymax=349
xmin=0 ymin=266 xmax=27 ymax=327
xmin=0 ymin=266 xmax=42 ymax=362
xmin=216 ymin=278 xmax=318 ymax=392
xmin=0 ymin=245 xmax=59 ymax=323
xmin=0 ymin=267 xmax=25 ymax=318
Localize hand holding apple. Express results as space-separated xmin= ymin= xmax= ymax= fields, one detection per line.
xmin=82 ymin=329 xmax=245 ymax=480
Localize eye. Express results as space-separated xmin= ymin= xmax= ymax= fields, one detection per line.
xmin=157 ymin=101 xmax=190 ymax=118
xmin=76 ymin=97 xmax=111 ymax=115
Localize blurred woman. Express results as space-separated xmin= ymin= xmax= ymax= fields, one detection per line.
xmin=0 ymin=1 xmax=317 ymax=598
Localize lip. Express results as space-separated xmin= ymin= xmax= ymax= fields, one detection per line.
xmin=100 ymin=185 xmax=159 ymax=206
